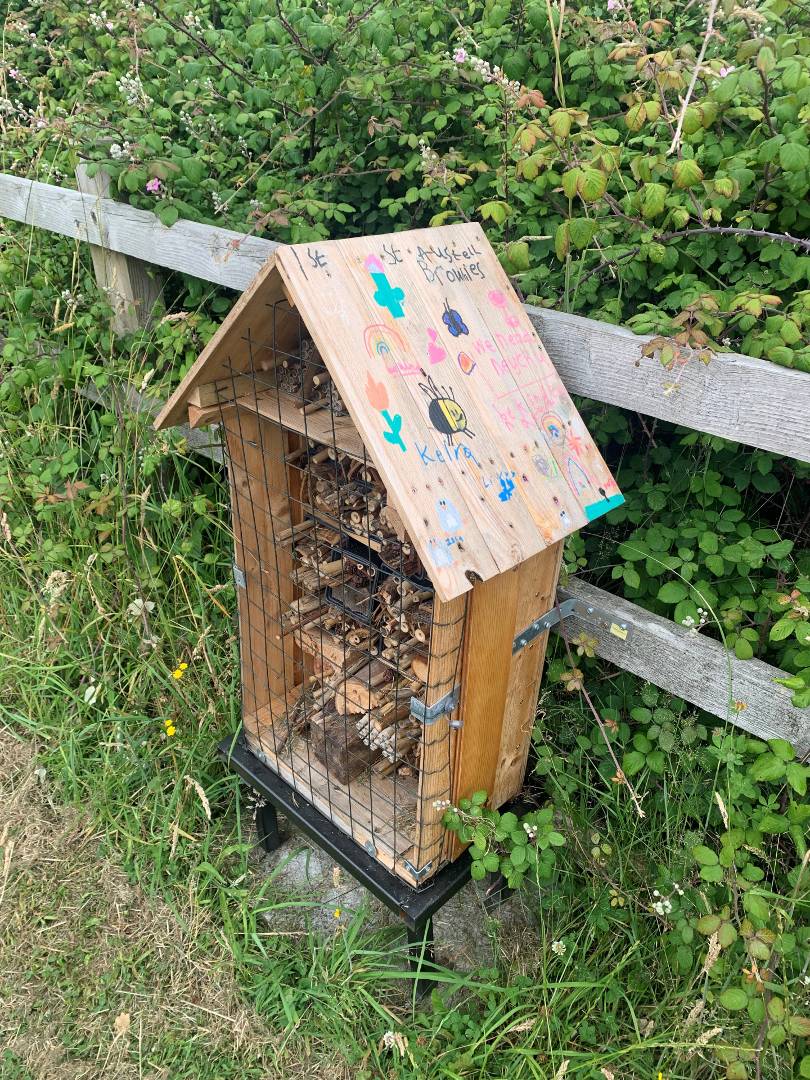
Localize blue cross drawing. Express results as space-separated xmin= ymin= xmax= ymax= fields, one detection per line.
xmin=370 ymin=271 xmax=405 ymax=319
xmin=365 ymin=255 xmax=406 ymax=319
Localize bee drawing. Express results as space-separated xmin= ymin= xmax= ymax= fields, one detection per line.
xmin=418 ymin=374 xmax=475 ymax=444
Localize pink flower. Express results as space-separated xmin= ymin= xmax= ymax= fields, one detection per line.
xmin=453 ymin=47 xmax=467 ymax=63
xmin=718 ymin=65 xmax=735 ymax=78
xmin=145 ymin=177 xmax=162 ymax=195
xmin=606 ymin=0 xmax=620 ymax=9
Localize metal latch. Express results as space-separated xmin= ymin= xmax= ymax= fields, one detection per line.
xmin=410 ymin=685 xmax=460 ymax=725
xmin=233 ymin=564 xmax=246 ymax=589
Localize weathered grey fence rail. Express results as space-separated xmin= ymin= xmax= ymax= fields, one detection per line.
xmin=1 ymin=169 xmax=807 ymax=754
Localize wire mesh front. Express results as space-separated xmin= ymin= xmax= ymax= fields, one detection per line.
xmin=216 ymin=298 xmax=467 ymax=885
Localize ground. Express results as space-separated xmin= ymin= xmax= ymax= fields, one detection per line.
xmin=0 ymin=731 xmax=349 ymax=1080
xmin=0 ymin=730 xmax=541 ymax=1080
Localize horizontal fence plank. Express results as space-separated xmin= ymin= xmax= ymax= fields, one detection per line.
xmin=528 ymin=308 xmax=810 ymax=464
xmin=557 ymin=578 xmax=809 ymax=756
xmin=2 ymin=171 xmax=809 ymax=464
xmin=0 ymin=173 xmax=275 ymax=290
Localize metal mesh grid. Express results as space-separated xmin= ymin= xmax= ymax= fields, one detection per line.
xmin=215 ymin=297 xmax=467 ymax=885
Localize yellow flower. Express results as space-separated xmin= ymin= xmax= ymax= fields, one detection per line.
xmin=171 ymin=662 xmax=188 ymax=680
xmin=166 ymin=725 xmax=176 ymax=737
xmin=333 ymin=908 xmax=342 ymax=919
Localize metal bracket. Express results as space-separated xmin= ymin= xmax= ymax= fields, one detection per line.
xmin=513 ymin=595 xmax=632 ymax=653
xmin=513 ymin=597 xmax=578 ymax=653
xmin=410 ymin=685 xmax=460 ymax=725
xmin=403 ymin=858 xmax=434 ymax=882
xmin=233 ymin=564 xmax=246 ymax=589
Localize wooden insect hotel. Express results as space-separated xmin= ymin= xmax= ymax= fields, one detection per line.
xmin=155 ymin=223 xmax=622 ymax=888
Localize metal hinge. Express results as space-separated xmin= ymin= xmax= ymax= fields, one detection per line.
xmin=513 ymin=596 xmax=632 ymax=653
xmin=233 ymin=564 xmax=246 ymax=589
xmin=410 ymin=685 xmax=460 ymax=725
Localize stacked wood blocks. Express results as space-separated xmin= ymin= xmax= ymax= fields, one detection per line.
xmin=277 ymin=441 xmax=434 ymax=787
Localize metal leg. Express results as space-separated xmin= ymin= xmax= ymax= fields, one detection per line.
xmin=406 ymin=918 xmax=435 ymax=997
xmin=256 ymin=801 xmax=282 ymax=853
xmin=484 ymin=871 xmax=514 ymax=910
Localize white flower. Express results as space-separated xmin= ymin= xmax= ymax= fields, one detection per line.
xmin=432 ymin=798 xmax=452 ymax=811
xmin=127 ymin=596 xmax=155 ymax=619
xmin=83 ymin=682 xmax=101 ymax=705
xmin=653 ymin=898 xmax=673 ymax=916
xmin=551 ymin=939 xmax=566 ymax=956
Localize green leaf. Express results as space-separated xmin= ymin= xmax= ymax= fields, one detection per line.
xmin=693 ymin=844 xmax=718 ymax=866
xmin=734 ymin=637 xmax=754 ymax=660
xmin=246 ymin=23 xmax=267 ymax=48
xmin=699 ymin=532 xmax=718 ymax=554
xmin=672 ymin=159 xmax=704 ymax=189
xmin=719 ymin=988 xmax=748 ymax=1011
xmin=743 ymin=891 xmax=770 ymax=921
xmin=705 ymin=554 xmax=725 ymax=576
xmin=568 ymin=217 xmax=597 ymax=250
xmin=770 ymin=618 xmax=795 ymax=642
xmin=555 ymin=222 xmax=570 ymax=261
xmin=158 ymin=205 xmax=180 ymax=227
xmin=478 ymin=200 xmax=509 ymax=225
xmin=483 ymin=852 xmax=501 ymax=872
xmin=623 ymin=566 xmax=641 ymax=589
xmin=641 ymin=182 xmax=667 ymax=219
xmin=181 ymin=158 xmax=206 ymax=185
xmin=695 ymin=914 xmax=721 ymax=934
xmin=577 ymin=168 xmax=607 ymax=202
xmin=13 ymin=287 xmax=34 ymax=314
xmin=470 ymin=859 xmax=487 ymax=880
xmin=505 ymin=240 xmax=530 ymax=271
xmin=658 ymin=581 xmax=688 ymax=603
xmin=625 ymin=102 xmax=647 ymax=132
xmin=562 ymin=168 xmax=581 ymax=200
xmin=622 ymin=750 xmax=646 ymax=777
xmin=786 ymin=762 xmax=807 ymax=796
xmin=547 ymin=831 xmax=565 ymax=847
xmin=749 ymin=753 xmax=785 ymax=782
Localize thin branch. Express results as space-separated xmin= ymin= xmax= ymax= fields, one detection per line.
xmin=668 ymin=0 xmax=719 ymax=155
xmin=658 ymin=226 xmax=810 ymax=252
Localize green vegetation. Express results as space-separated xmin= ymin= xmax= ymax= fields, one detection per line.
xmin=1 ymin=0 xmax=809 ymax=1076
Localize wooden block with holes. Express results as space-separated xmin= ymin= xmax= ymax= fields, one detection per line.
xmin=155 ymin=223 xmax=622 ymax=886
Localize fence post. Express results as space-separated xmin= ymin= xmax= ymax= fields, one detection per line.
xmin=75 ymin=163 xmax=163 ymax=335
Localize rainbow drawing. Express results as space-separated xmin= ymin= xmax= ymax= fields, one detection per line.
xmin=541 ymin=412 xmax=566 ymax=446
xmin=363 ymin=323 xmax=410 ymax=362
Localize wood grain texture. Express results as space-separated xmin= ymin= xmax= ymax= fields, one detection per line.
xmin=491 ymin=542 xmax=563 ymax=807
xmin=273 ymin=225 xmax=620 ymax=599
xmin=3 ymin=172 xmax=807 ymax=462
xmin=75 ymin=165 xmax=163 ymax=335
xmin=412 ymin=593 xmax=467 ymax=874
xmin=0 ymin=173 xmax=277 ymax=289
xmin=528 ymin=307 xmax=810 ymax=465
xmin=558 ymin=578 xmax=810 ymax=756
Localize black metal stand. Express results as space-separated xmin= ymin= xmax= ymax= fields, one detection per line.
xmin=219 ymin=733 xmax=472 ymax=996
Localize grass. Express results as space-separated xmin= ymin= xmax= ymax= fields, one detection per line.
xmin=0 ymin=348 xmax=803 ymax=1078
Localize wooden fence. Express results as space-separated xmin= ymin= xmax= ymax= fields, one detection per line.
xmin=1 ymin=169 xmax=808 ymax=755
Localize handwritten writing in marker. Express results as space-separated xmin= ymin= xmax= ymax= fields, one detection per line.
xmin=307 ymin=248 xmax=328 ymax=270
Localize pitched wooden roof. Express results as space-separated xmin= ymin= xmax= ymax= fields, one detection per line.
xmin=156 ymin=222 xmax=622 ymax=601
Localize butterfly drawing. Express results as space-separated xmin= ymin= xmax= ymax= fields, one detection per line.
xmin=442 ymin=300 xmax=468 ymax=337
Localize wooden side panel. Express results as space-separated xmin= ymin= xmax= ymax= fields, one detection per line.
xmin=491 ymin=542 xmax=563 ymax=806
xmin=224 ymin=407 xmax=300 ymax=735
xmin=412 ymin=593 xmax=468 ymax=875
xmin=452 ymin=545 xmax=564 ymax=808
xmin=155 ymin=262 xmax=299 ymax=430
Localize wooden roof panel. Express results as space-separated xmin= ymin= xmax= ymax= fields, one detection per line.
xmin=275 ymin=223 xmax=622 ymax=599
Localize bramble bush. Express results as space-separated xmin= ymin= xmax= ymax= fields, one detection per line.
xmin=1 ymin=0 xmax=809 ymax=1076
